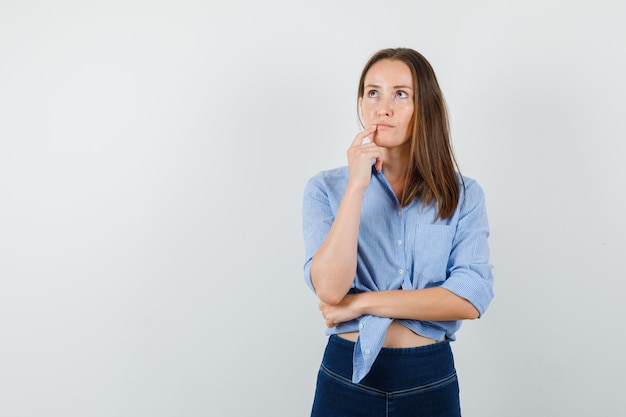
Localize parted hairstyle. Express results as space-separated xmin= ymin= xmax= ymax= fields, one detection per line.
xmin=357 ymin=47 xmax=463 ymax=220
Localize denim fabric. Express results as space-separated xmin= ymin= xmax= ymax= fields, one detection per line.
xmin=311 ymin=335 xmax=461 ymax=417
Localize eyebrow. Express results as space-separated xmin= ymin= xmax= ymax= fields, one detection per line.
xmin=364 ymin=84 xmax=414 ymax=90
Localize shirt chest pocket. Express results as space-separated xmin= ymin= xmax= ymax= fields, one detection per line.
xmin=411 ymin=224 xmax=456 ymax=287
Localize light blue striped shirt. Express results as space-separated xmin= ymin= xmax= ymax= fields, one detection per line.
xmin=302 ymin=166 xmax=494 ymax=383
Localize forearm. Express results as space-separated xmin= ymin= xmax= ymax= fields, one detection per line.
xmin=310 ymin=185 xmax=365 ymax=305
xmin=355 ymin=287 xmax=480 ymax=321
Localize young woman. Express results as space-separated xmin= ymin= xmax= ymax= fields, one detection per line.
xmin=302 ymin=48 xmax=494 ymax=416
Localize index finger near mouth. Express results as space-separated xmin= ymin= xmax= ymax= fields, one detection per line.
xmin=351 ymin=126 xmax=377 ymax=147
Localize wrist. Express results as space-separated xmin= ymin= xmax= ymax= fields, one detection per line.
xmin=345 ymin=181 xmax=368 ymax=197
xmin=354 ymin=292 xmax=371 ymax=316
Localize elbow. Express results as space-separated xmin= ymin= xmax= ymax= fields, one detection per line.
xmin=441 ymin=288 xmax=481 ymax=320
xmin=457 ymin=298 xmax=480 ymax=320
xmin=464 ymin=308 xmax=480 ymax=320
xmin=315 ymin=288 xmax=345 ymax=306
xmin=463 ymin=303 xmax=481 ymax=320
xmin=310 ymin=264 xmax=351 ymax=306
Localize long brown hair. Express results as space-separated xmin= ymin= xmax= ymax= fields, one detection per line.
xmin=357 ymin=48 xmax=463 ymax=220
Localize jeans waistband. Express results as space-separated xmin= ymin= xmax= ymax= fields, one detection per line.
xmin=322 ymin=335 xmax=456 ymax=392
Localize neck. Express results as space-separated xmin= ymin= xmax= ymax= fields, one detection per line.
xmin=382 ymin=150 xmax=410 ymax=201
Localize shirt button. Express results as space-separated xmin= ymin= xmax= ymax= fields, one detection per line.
xmin=398 ymin=209 xmax=403 ymax=216
xmin=364 ymin=349 xmax=371 ymax=355
xmin=397 ymin=240 xmax=402 ymax=246
xmin=399 ymin=269 xmax=404 ymax=275
xmin=359 ymin=323 xmax=364 ymax=329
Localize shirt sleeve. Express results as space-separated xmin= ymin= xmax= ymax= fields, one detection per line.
xmin=440 ymin=179 xmax=495 ymax=316
xmin=301 ymin=174 xmax=334 ymax=293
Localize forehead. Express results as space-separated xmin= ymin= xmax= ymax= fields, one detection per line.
xmin=364 ymin=59 xmax=413 ymax=87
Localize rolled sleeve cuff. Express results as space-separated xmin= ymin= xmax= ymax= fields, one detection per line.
xmin=441 ymin=265 xmax=494 ymax=317
xmin=303 ymin=259 xmax=316 ymax=293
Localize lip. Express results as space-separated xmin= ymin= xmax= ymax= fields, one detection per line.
xmin=375 ymin=123 xmax=393 ymax=130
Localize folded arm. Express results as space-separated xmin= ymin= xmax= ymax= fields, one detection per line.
xmin=319 ymin=287 xmax=479 ymax=328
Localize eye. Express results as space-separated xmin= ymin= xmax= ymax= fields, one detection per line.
xmin=396 ymin=91 xmax=409 ymax=99
xmin=367 ymin=90 xmax=379 ymax=98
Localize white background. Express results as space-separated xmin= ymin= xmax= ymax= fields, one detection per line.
xmin=1 ymin=1 xmax=625 ymax=416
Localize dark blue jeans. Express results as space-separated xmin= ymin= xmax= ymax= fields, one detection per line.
xmin=311 ymin=335 xmax=461 ymax=417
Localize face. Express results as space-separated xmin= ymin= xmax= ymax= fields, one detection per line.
xmin=360 ymin=59 xmax=415 ymax=149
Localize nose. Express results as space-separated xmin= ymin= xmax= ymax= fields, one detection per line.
xmin=377 ymin=96 xmax=393 ymax=117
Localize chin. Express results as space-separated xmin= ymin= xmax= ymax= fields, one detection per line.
xmin=375 ymin=136 xmax=401 ymax=147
